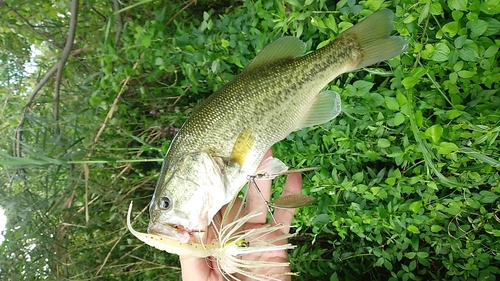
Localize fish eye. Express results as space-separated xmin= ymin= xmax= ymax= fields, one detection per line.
xmin=159 ymin=197 xmax=171 ymax=210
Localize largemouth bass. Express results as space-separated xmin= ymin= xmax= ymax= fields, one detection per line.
xmin=148 ymin=9 xmax=407 ymax=243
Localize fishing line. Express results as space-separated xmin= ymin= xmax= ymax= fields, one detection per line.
xmin=247 ymin=166 xmax=318 ymax=215
xmin=247 ymin=177 xmax=278 ymax=225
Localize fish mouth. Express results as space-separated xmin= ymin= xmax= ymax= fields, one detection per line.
xmin=148 ymin=222 xmax=204 ymax=243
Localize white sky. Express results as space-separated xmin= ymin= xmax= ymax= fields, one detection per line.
xmin=0 ymin=208 xmax=6 ymax=244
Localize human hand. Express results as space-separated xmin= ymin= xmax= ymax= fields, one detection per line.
xmin=179 ymin=149 xmax=302 ymax=281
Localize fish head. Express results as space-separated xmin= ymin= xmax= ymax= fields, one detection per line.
xmin=148 ymin=152 xmax=227 ymax=243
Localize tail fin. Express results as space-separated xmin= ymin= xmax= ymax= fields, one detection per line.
xmin=342 ymin=9 xmax=408 ymax=69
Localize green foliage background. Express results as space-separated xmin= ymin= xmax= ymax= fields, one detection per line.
xmin=0 ymin=0 xmax=499 ymax=280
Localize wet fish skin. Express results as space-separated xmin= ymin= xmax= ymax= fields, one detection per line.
xmin=148 ymin=9 xmax=408 ymax=242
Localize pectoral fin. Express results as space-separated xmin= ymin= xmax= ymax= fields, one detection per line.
xmin=252 ymin=156 xmax=288 ymax=179
xmin=230 ymin=129 xmax=255 ymax=167
xmin=295 ymin=90 xmax=342 ymax=130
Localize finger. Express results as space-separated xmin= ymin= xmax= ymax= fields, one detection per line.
xmin=218 ymin=198 xmax=245 ymax=229
xmin=179 ymin=256 xmax=214 ymax=280
xmin=273 ymin=172 xmax=302 ymax=233
xmin=245 ymin=149 xmax=273 ymax=223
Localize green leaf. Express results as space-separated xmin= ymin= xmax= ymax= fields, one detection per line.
xmin=454 ymin=35 xmax=467 ymax=48
xmin=141 ymin=35 xmax=152 ymax=48
xmin=448 ymin=0 xmax=468 ymax=11
xmin=425 ymin=124 xmax=443 ymax=143
xmin=330 ymin=272 xmax=339 ymax=281
xmin=324 ymin=15 xmax=337 ymax=32
xmin=430 ymin=2 xmax=443 ymax=15
xmin=365 ymin=0 xmax=384 ymax=10
xmin=475 ymin=191 xmax=499 ymax=204
xmin=484 ymin=45 xmax=499 ymax=58
xmin=384 ymin=259 xmax=393 ymax=271
xmin=467 ymin=19 xmax=489 ymax=38
xmin=427 ymin=181 xmax=438 ymax=190
xmin=438 ymin=142 xmax=459 ymax=154
xmin=154 ymin=57 xmax=164 ymax=65
xmin=446 ymin=110 xmax=461 ymax=119
xmin=453 ymin=61 xmax=464 ymax=71
xmin=431 ymin=225 xmax=443 ymax=232
xmin=457 ymin=70 xmax=476 ymax=78
xmin=459 ymin=41 xmax=479 ymax=61
xmin=483 ymin=17 xmax=500 ymax=36
xmin=466 ymin=198 xmax=481 ymax=209
xmin=402 ymin=77 xmax=419 ymax=90
xmin=431 ymin=43 xmax=450 ymax=62
xmin=452 ymin=10 xmax=464 ymax=21
xmin=311 ymin=214 xmax=330 ymax=226
xmin=417 ymin=252 xmax=429 ymax=258
xmin=89 ymin=95 xmax=103 ymax=106
xmin=203 ymin=11 xmax=210 ymax=21
xmin=418 ymin=256 xmax=430 ymax=267
xmin=449 ymin=72 xmax=458 ymax=84
xmin=394 ymin=112 xmax=406 ymax=126
xmin=374 ymin=257 xmax=384 ymax=267
xmin=409 ymin=200 xmax=423 ymax=213
xmin=377 ymin=138 xmax=391 ymax=148
xmin=481 ymin=0 xmax=500 ymax=15
xmin=445 ymin=201 xmax=463 ymax=216
xmin=407 ymin=225 xmax=420 ymax=234
xmin=409 ymin=260 xmax=417 ymax=271
xmin=396 ymin=91 xmax=408 ymax=105
xmin=369 ymin=93 xmax=385 ymax=107
xmin=221 ymin=39 xmax=230 ymax=48
xmin=415 ymin=110 xmax=423 ymax=127
xmin=442 ymin=22 xmax=459 ymax=37
xmin=459 ymin=49 xmax=479 ymax=61
xmin=352 ymin=171 xmax=364 ymax=182
xmin=385 ymin=96 xmax=399 ymax=110
xmin=411 ymin=66 xmax=428 ymax=78
xmin=285 ymin=0 xmax=302 ymax=8
xmin=418 ymin=2 xmax=430 ymax=25
xmin=353 ymin=80 xmax=374 ymax=94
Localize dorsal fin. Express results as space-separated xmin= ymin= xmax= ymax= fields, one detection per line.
xmin=244 ymin=36 xmax=306 ymax=72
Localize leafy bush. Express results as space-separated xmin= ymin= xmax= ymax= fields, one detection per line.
xmin=0 ymin=0 xmax=498 ymax=280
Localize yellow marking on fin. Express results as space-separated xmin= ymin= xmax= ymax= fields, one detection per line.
xmin=230 ymin=129 xmax=255 ymax=166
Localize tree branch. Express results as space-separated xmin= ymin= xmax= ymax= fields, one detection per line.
xmin=54 ymin=0 xmax=79 ymax=134
xmin=165 ymin=0 xmax=197 ymax=27
xmin=113 ymin=0 xmax=123 ymax=47
xmin=14 ymin=0 xmax=79 ymax=158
